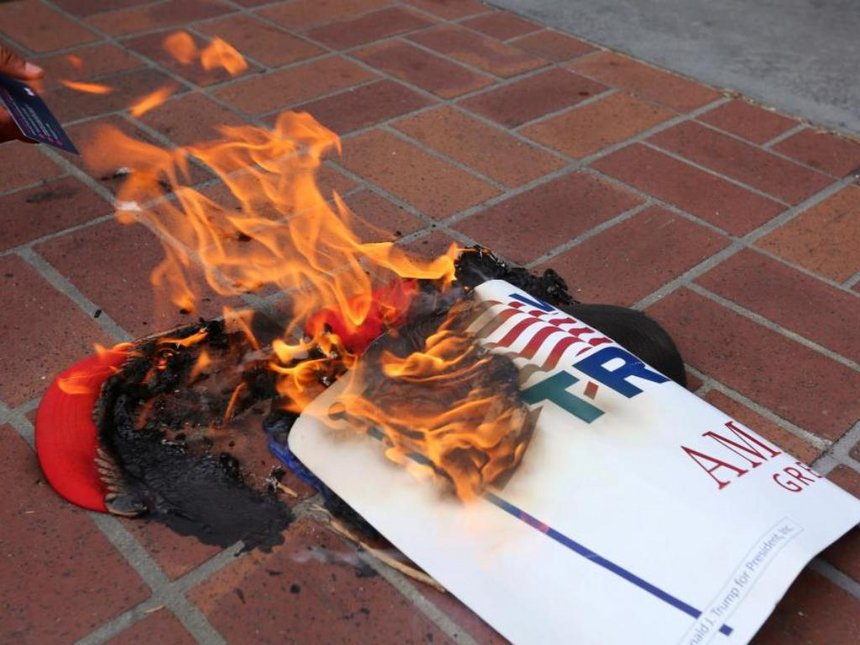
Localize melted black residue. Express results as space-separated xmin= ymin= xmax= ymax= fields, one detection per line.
xmin=95 ymin=320 xmax=293 ymax=552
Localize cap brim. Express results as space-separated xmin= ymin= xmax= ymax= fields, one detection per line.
xmin=35 ymin=346 xmax=130 ymax=513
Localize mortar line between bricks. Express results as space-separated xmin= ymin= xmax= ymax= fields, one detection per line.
xmin=749 ymin=246 xmax=860 ymax=298
xmin=0 ymin=212 xmax=118 ymax=260
xmin=355 ymin=551 xmax=479 ymax=645
xmin=823 ymin=420 xmax=860 ymax=469
xmin=308 ymin=58 xmax=575 ymax=164
xmin=585 ymin=166 xmax=748 ymax=238
xmin=393 ymin=34 xmax=527 ymax=84
xmin=511 ymin=86 xmax=620 ymax=131
xmin=3 ymin=403 xmax=36 ymax=448
xmin=379 ymin=123 xmax=509 ymax=191
xmin=809 ymin=558 xmax=860 ymax=602
xmin=687 ymin=283 xmax=860 ymax=371
xmin=523 ymin=199 xmax=654 ymax=270
xmin=632 ymin=174 xmax=856 ymax=312
xmin=572 ymin=96 xmax=733 ymax=166
xmin=702 ymin=380 xmax=832 ymax=452
xmin=690 ymin=118 xmax=843 ymax=180
xmin=639 ymin=140 xmax=791 ymax=206
xmin=85 ymin=513 xmax=228 ymax=645
xmin=761 ymin=122 xmax=808 ymax=148
xmin=18 ymin=247 xmax=133 ymax=343
xmin=0 ymin=171 xmax=70 ymax=198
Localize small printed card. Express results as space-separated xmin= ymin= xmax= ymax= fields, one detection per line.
xmin=0 ymin=74 xmax=78 ymax=154
xmin=289 ymin=279 xmax=860 ymax=644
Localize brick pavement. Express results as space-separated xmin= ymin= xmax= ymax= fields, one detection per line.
xmin=1 ymin=1 xmax=859 ymax=642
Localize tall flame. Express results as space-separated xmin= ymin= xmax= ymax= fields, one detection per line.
xmin=86 ymin=34 xmax=531 ymax=499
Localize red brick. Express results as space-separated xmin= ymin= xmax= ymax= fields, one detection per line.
xmin=122 ymin=517 xmax=224 ymax=581
xmin=523 ymin=93 xmax=674 ymax=158
xmin=36 ymin=43 xmax=144 ymax=90
xmin=697 ymin=249 xmax=860 ymax=362
xmin=107 ymin=609 xmax=196 ymax=645
xmin=295 ymin=80 xmax=433 ymax=134
xmin=752 ymin=569 xmax=860 ymax=644
xmin=454 ymin=171 xmax=641 ymax=265
xmin=410 ymin=25 xmax=546 ymax=78
xmin=196 ymin=14 xmax=324 ymax=68
xmin=0 ymin=1 xmax=98 ymax=52
xmin=421 ymin=585 xmax=507 ymax=644
xmin=123 ymin=31 xmax=258 ymax=87
xmin=257 ymin=0 xmax=391 ymax=31
xmin=685 ymin=371 xmax=704 ymax=392
xmin=403 ymin=0 xmax=487 ymax=19
xmin=459 ymin=67 xmax=606 ymax=127
xmin=342 ymin=189 xmax=426 ymax=242
xmin=340 ymin=129 xmax=498 ymax=218
xmin=702 ymin=390 xmax=822 ymax=464
xmin=509 ymin=29 xmax=596 ymax=62
xmin=649 ymin=121 xmax=832 ymax=204
xmin=461 ymin=11 xmax=542 ymax=41
xmin=646 ymin=289 xmax=860 ymax=441
xmin=404 ymin=229 xmax=460 ymax=260
xmin=0 ymin=426 xmax=149 ymax=642
xmin=541 ymin=205 xmax=729 ymax=304
xmin=698 ymin=100 xmax=797 ymax=144
xmin=593 ymin=144 xmax=786 ymax=235
xmin=51 ymin=0 xmax=153 ymax=17
xmin=215 ymin=57 xmax=375 ymax=115
xmin=827 ymin=465 xmax=860 ymax=498
xmin=354 ymin=40 xmax=493 ymax=99
xmin=187 ymin=517 xmax=449 ymax=643
xmin=0 ymin=142 xmax=63 ymax=193
xmin=757 ymin=185 xmax=860 ymax=282
xmin=86 ymin=0 xmax=235 ymax=36
xmin=822 ymin=526 xmax=860 ymax=584
xmin=35 ymin=220 xmax=234 ymax=338
xmin=136 ymin=92 xmax=246 ymax=146
xmin=44 ymin=67 xmax=182 ymax=123
xmin=570 ymin=51 xmax=721 ymax=112
xmin=773 ymin=128 xmax=860 ymax=177
xmin=306 ymin=6 xmax=434 ymax=49
xmin=393 ymin=105 xmax=565 ymax=187
xmin=0 ymin=177 xmax=111 ymax=251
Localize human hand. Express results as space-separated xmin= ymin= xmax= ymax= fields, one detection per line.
xmin=0 ymin=43 xmax=44 ymax=143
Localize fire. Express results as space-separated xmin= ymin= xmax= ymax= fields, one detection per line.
xmin=163 ymin=31 xmax=198 ymax=64
xmin=200 ymin=38 xmax=248 ymax=75
xmin=162 ymin=31 xmax=248 ymax=76
xmin=87 ymin=33 xmax=532 ymax=499
xmin=61 ymin=80 xmax=113 ymax=94
xmin=66 ymin=54 xmax=84 ymax=72
xmin=129 ymin=85 xmax=176 ymax=117
xmin=327 ymin=304 xmax=534 ymax=500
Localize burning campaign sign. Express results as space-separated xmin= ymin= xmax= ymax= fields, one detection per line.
xmin=289 ymin=279 xmax=860 ymax=644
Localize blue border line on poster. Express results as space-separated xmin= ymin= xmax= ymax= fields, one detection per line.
xmin=483 ymin=491 xmax=733 ymax=637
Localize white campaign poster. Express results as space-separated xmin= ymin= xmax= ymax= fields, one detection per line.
xmin=289 ymin=279 xmax=860 ymax=644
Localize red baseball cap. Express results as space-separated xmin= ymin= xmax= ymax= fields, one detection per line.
xmin=35 ymin=345 xmax=130 ymax=513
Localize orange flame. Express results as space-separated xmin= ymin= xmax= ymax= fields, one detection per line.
xmin=129 ymin=85 xmax=176 ymax=117
xmin=66 ymin=54 xmax=84 ymax=72
xmin=162 ymin=30 xmax=247 ymax=76
xmin=61 ymin=80 xmax=113 ymax=94
xmin=163 ymin=31 xmax=198 ymax=64
xmin=324 ymin=306 xmax=533 ymax=500
xmin=201 ymin=38 xmax=248 ymax=75
xmin=87 ymin=37 xmax=532 ymax=499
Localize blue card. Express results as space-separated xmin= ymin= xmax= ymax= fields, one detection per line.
xmin=0 ymin=74 xmax=78 ymax=154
